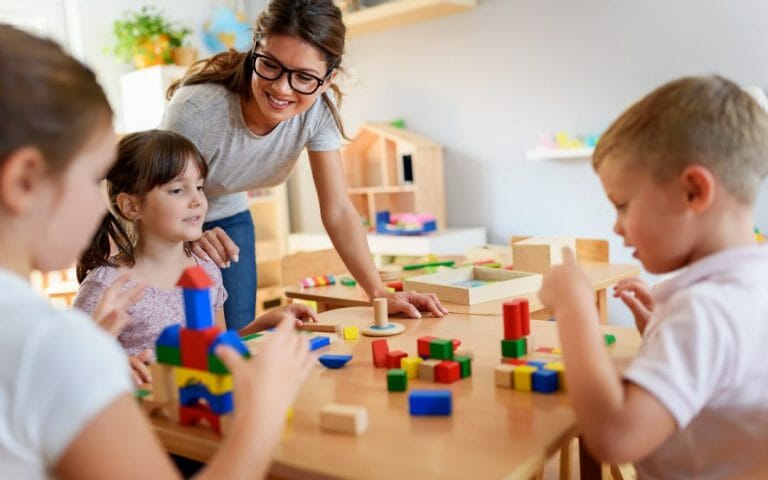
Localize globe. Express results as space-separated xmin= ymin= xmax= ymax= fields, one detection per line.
xmin=201 ymin=7 xmax=252 ymax=54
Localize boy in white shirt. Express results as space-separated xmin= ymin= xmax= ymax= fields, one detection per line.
xmin=539 ymin=75 xmax=768 ymax=479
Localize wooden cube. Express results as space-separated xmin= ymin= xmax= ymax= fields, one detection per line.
xmin=418 ymin=359 xmax=441 ymax=382
xmin=494 ymin=364 xmax=515 ymax=388
xmin=320 ymin=404 xmax=368 ymax=435
xmin=512 ymin=236 xmax=577 ymax=274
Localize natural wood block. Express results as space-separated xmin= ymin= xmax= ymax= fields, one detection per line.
xmin=494 ymin=364 xmax=515 ymax=388
xmin=150 ymin=362 xmax=177 ymax=404
xmin=512 ymin=236 xmax=577 ymax=274
xmin=298 ymin=323 xmax=342 ymax=334
xmin=418 ymin=359 xmax=441 ymax=381
xmin=320 ymin=403 xmax=368 ymax=435
xmin=454 ymin=348 xmax=473 ymax=359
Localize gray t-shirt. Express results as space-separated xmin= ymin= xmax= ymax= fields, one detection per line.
xmin=160 ymin=83 xmax=341 ymax=221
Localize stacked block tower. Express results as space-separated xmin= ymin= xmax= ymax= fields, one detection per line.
xmin=151 ymin=266 xmax=250 ymax=435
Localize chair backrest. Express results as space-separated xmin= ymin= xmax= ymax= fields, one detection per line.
xmin=510 ymin=236 xmax=610 ymax=263
xmin=280 ymin=248 xmax=348 ymax=286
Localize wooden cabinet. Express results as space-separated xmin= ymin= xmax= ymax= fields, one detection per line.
xmin=342 ymin=122 xmax=446 ymax=230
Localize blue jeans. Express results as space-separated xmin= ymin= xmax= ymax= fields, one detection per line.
xmin=204 ymin=210 xmax=256 ymax=331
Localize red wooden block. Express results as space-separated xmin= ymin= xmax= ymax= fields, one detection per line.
xmin=180 ymin=403 xmax=221 ymax=435
xmin=435 ymin=361 xmax=461 ymax=383
xmin=177 ymin=266 xmax=213 ymax=289
xmin=417 ymin=336 xmax=437 ymax=357
xmin=535 ymin=347 xmax=554 ymax=354
xmin=502 ymin=358 xmax=527 ymax=366
xmin=520 ymin=298 xmax=530 ymax=336
xmin=181 ymin=326 xmax=221 ymax=370
xmin=386 ymin=350 xmax=408 ymax=369
xmin=371 ymin=339 xmax=389 ymax=368
xmin=503 ymin=300 xmax=522 ymax=340
xmin=452 ymin=339 xmax=461 ymax=351
xmin=386 ymin=280 xmax=403 ymax=292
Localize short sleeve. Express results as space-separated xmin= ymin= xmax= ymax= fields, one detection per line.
xmin=14 ymin=311 xmax=132 ymax=466
xmin=623 ymin=292 xmax=735 ymax=428
xmin=306 ymin=96 xmax=341 ymax=152
xmin=72 ymin=278 xmax=108 ymax=315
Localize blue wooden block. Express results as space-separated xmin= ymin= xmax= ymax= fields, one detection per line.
xmin=183 ymin=288 xmax=214 ymax=330
xmin=318 ymin=354 xmax=352 ymax=369
xmin=309 ymin=336 xmax=330 ymax=351
xmin=178 ymin=383 xmax=234 ymax=414
xmin=409 ymin=390 xmax=452 ymax=416
xmin=156 ymin=324 xmax=181 ymax=348
xmin=526 ymin=360 xmax=547 ymax=370
xmin=209 ymin=330 xmax=250 ymax=358
xmin=532 ymin=369 xmax=559 ymax=393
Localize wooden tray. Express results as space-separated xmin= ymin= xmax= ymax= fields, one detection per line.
xmin=402 ymin=267 xmax=542 ymax=305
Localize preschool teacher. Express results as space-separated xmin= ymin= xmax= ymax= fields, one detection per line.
xmin=161 ymin=0 xmax=447 ymax=330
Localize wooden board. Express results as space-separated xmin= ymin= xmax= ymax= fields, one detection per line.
xmin=403 ymin=267 xmax=542 ymax=305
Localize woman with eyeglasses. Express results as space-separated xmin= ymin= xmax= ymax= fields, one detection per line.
xmin=162 ymin=0 xmax=447 ymax=331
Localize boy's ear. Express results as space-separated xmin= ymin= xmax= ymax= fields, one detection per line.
xmin=115 ymin=192 xmax=141 ymax=221
xmin=680 ymin=165 xmax=716 ymax=213
xmin=0 ymin=146 xmax=49 ymax=214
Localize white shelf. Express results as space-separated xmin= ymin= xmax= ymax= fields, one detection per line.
xmin=525 ymin=147 xmax=595 ymax=161
xmin=344 ymin=0 xmax=478 ymax=37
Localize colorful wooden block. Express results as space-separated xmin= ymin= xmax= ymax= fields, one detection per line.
xmin=535 ymin=347 xmax=554 ymax=354
xmin=179 ymin=383 xmax=234 ymax=414
xmin=417 ymin=335 xmax=437 ymax=357
xmin=387 ymin=369 xmax=408 ymax=391
xmin=157 ymin=345 xmax=181 ymax=366
xmin=174 ymin=366 xmax=233 ymax=395
xmin=309 ymin=335 xmax=331 ymax=351
xmin=179 ymin=403 xmax=221 ymax=434
xmin=386 ymin=350 xmax=408 ymax=369
xmin=502 ymin=358 xmax=527 ymax=366
xmin=400 ymin=356 xmax=423 ymax=379
xmin=503 ymin=300 xmax=522 ymax=339
xmin=371 ymin=339 xmax=389 ymax=368
xmin=182 ymin=288 xmax=214 ymax=330
xmin=452 ymin=339 xmax=461 ymax=350
xmin=209 ymin=330 xmax=250 ymax=358
xmin=343 ymin=325 xmax=360 ymax=340
xmin=409 ymin=390 xmax=452 ymax=416
xmin=604 ymin=333 xmax=616 ymax=346
xmin=181 ymin=326 xmax=221 ymax=370
xmin=435 ymin=360 xmax=461 ymax=383
xmin=513 ymin=365 xmax=537 ymax=392
xmin=526 ymin=360 xmax=546 ymax=370
xmin=240 ymin=332 xmax=262 ymax=342
xmin=552 ymin=347 xmax=562 ymax=355
xmin=501 ymin=338 xmax=527 ymax=358
xmin=494 ymin=364 xmax=515 ymax=388
xmin=532 ymin=369 xmax=559 ymax=394
xmin=318 ymin=354 xmax=353 ymax=369
xmin=208 ymin=353 xmax=229 ymax=374
xmin=544 ymin=362 xmax=566 ymax=390
xmin=156 ymin=324 xmax=181 ymax=348
xmin=430 ymin=338 xmax=454 ymax=360
xmin=456 ymin=356 xmax=472 ymax=378
xmin=418 ymin=359 xmax=441 ymax=382
xmin=320 ymin=403 xmax=368 ymax=435
xmin=520 ymin=298 xmax=530 ymax=336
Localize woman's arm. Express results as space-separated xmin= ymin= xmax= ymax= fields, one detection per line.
xmin=308 ymin=150 xmax=447 ymax=318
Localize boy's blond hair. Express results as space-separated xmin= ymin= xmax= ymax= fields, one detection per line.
xmin=593 ymin=75 xmax=768 ymax=204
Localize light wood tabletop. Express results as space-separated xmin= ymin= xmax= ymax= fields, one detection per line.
xmin=151 ymin=306 xmax=642 ymax=479
xmin=284 ymin=261 xmax=641 ymax=322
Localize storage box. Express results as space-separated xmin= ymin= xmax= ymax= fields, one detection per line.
xmin=402 ymin=267 xmax=541 ymax=305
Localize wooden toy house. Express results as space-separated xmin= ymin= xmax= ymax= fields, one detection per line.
xmin=341 ymin=122 xmax=446 ymax=230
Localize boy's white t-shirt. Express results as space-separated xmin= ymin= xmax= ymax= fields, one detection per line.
xmin=0 ymin=269 xmax=132 ymax=478
xmin=623 ymin=245 xmax=768 ymax=479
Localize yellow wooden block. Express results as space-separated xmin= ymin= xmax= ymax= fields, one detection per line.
xmin=552 ymin=347 xmax=562 ymax=355
xmin=286 ymin=406 xmax=294 ymax=421
xmin=401 ymin=356 xmax=423 ymax=379
xmin=174 ymin=366 xmax=232 ymax=395
xmin=513 ymin=365 xmax=537 ymax=392
xmin=544 ymin=362 xmax=566 ymax=390
xmin=343 ymin=326 xmax=360 ymax=340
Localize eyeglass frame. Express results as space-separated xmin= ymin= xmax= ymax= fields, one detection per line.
xmin=250 ymin=53 xmax=334 ymax=95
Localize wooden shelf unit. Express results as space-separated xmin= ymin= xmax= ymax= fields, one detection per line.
xmin=343 ymin=0 xmax=478 ymax=38
xmin=341 ymin=122 xmax=446 ymax=230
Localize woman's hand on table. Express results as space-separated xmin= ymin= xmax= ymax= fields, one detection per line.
xmin=377 ymin=289 xmax=449 ymax=318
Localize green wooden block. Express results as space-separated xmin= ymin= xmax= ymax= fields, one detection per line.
xmin=340 ymin=277 xmax=357 ymax=287
xmin=456 ymin=356 xmax=472 ymax=378
xmin=156 ymin=345 xmax=181 ymax=366
xmin=604 ymin=334 xmax=616 ymax=346
xmin=501 ymin=338 xmax=527 ymax=358
xmin=208 ymin=354 xmax=230 ymax=374
xmin=134 ymin=388 xmax=151 ymax=399
xmin=430 ymin=339 xmax=454 ymax=360
xmin=241 ymin=332 xmax=263 ymax=342
xmin=387 ymin=369 xmax=408 ymax=391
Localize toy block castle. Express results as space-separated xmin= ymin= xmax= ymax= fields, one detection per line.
xmin=149 ymin=266 xmax=249 ymax=435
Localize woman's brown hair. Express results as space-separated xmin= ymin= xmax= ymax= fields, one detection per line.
xmin=166 ymin=0 xmax=349 ymax=139
xmin=77 ymin=130 xmax=208 ymax=282
xmin=0 ymin=24 xmax=112 ymax=174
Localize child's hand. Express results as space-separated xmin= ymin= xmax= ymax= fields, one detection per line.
xmin=128 ymin=349 xmax=153 ymax=386
xmin=215 ymin=315 xmax=315 ymax=427
xmin=380 ymin=290 xmax=448 ymax=318
xmin=91 ymin=273 xmax=145 ymax=337
xmin=192 ymin=227 xmax=240 ymax=269
xmin=254 ymin=303 xmax=319 ymax=330
xmin=613 ymin=277 xmax=654 ymax=334
xmin=539 ymin=247 xmax=593 ymax=318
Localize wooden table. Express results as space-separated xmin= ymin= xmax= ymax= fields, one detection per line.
xmin=284 ymin=261 xmax=641 ymax=323
xmin=151 ymin=307 xmax=641 ymax=479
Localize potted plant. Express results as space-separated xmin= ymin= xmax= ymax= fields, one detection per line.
xmin=111 ymin=6 xmax=191 ymax=69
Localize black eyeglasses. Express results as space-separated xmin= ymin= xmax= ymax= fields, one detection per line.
xmin=251 ymin=53 xmax=331 ymax=95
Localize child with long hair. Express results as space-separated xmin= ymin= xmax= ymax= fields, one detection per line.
xmin=74 ymin=129 xmax=317 ymax=384
xmin=0 ymin=24 xmax=313 ymax=479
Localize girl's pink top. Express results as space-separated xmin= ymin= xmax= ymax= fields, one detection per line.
xmin=73 ymin=254 xmax=227 ymax=358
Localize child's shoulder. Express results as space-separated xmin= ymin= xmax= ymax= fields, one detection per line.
xmin=193 ymin=253 xmax=223 ymax=283
xmin=79 ymin=262 xmax=125 ymax=287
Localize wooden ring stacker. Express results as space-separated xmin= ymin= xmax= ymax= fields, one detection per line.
xmin=362 ymin=298 xmax=405 ymax=337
